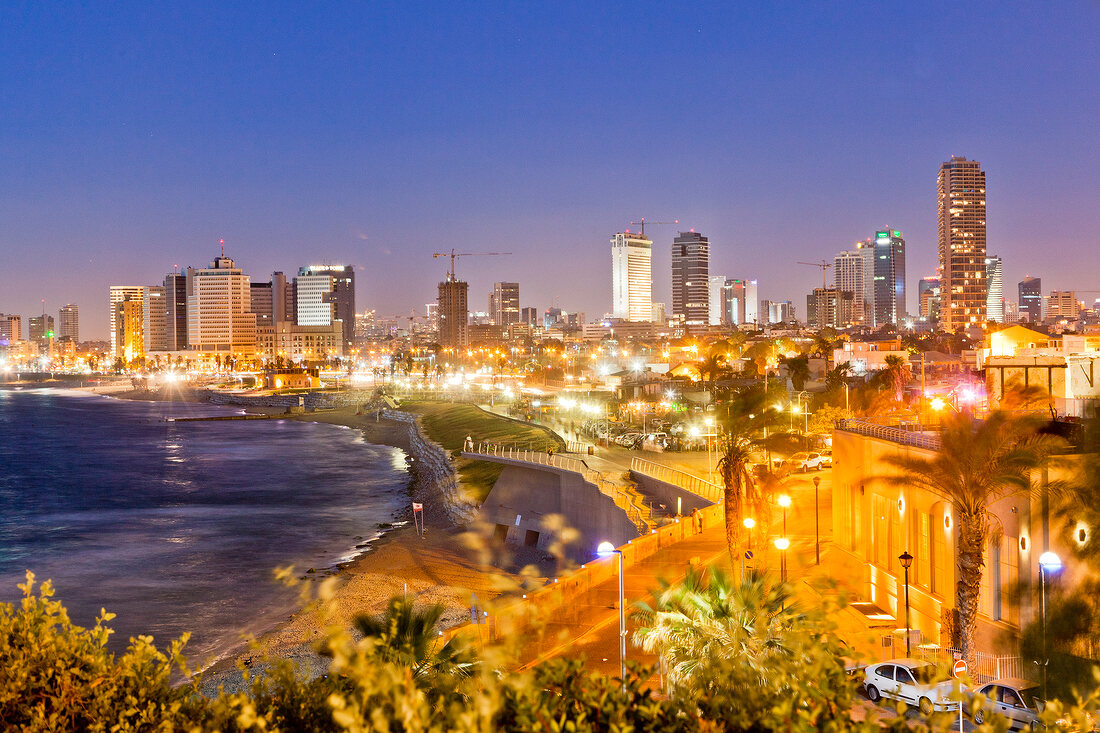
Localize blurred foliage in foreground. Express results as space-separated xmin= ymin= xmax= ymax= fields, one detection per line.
xmin=3 ymin=569 xmax=1100 ymax=732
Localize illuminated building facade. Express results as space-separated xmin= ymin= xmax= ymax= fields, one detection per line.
xmin=670 ymin=231 xmax=710 ymax=329
xmin=109 ymin=285 xmax=147 ymax=357
xmin=186 ymin=256 xmax=257 ymax=356
xmin=611 ymin=231 xmax=653 ymax=322
xmin=937 ymin=156 xmax=987 ymax=331
xmin=489 ymin=281 xmax=520 ymax=326
xmin=985 ymin=255 xmax=1004 ymax=322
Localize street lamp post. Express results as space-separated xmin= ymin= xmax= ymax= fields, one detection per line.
xmin=1038 ymin=551 xmax=1063 ymax=703
xmin=813 ymin=476 xmax=821 ymax=565
xmin=597 ymin=541 xmax=626 ymax=687
xmin=777 ymin=494 xmax=791 ymax=537
xmin=774 ymin=537 xmax=790 ymax=584
xmin=899 ymin=551 xmax=914 ymax=657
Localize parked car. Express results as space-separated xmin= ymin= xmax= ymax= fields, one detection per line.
xmin=781 ymin=452 xmax=823 ymax=472
xmin=819 ymin=449 xmax=833 ymax=468
xmin=967 ymin=678 xmax=1042 ymax=729
xmin=862 ymin=659 xmax=957 ymax=714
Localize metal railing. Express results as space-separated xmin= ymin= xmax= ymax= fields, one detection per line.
xmin=564 ymin=440 xmax=590 ymax=454
xmin=836 ymin=419 xmax=942 ymax=451
xmin=630 ymin=457 xmax=723 ymax=503
xmin=468 ymin=443 xmax=650 ymax=532
xmin=883 ymin=638 xmax=1024 ymax=683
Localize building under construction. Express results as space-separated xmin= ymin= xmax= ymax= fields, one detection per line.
xmin=438 ymin=277 xmax=468 ymax=350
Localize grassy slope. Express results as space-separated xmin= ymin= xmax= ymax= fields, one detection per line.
xmin=402 ymin=402 xmax=566 ymax=502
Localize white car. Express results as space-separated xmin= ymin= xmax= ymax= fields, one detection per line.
xmin=781 ymin=452 xmax=822 ymax=472
xmin=863 ymin=659 xmax=957 ymax=714
xmin=819 ymin=449 xmax=833 ymax=468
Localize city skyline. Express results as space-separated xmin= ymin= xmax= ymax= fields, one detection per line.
xmin=3 ymin=3 xmax=1099 ymax=338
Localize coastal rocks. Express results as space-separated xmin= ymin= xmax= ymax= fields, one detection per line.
xmin=382 ymin=409 xmax=478 ymax=526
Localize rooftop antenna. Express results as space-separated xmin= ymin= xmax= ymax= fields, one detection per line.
xmin=219 ymin=238 xmax=225 ymax=257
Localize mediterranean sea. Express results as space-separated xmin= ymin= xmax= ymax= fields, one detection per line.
xmin=0 ymin=388 xmax=409 ymax=664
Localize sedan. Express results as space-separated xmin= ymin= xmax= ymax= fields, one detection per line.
xmin=819 ymin=449 xmax=833 ymax=468
xmin=863 ymin=659 xmax=957 ymax=714
xmin=968 ymin=678 xmax=1042 ymax=730
xmin=782 ymin=452 xmax=823 ymax=473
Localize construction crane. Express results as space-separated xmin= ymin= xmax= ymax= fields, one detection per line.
xmin=433 ymin=249 xmax=512 ymax=280
xmin=628 ymin=218 xmax=679 ymax=239
xmin=798 ymin=260 xmax=833 ymax=289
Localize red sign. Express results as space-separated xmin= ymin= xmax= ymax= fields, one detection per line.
xmin=952 ymin=660 xmax=967 ymax=678
xmin=412 ymin=502 xmax=423 ymax=513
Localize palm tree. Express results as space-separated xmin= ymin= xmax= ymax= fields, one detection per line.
xmin=632 ymin=566 xmax=799 ymax=691
xmin=881 ymin=408 xmax=1054 ymax=668
xmin=715 ymin=429 xmax=794 ymax=559
xmin=881 ymin=354 xmax=912 ymax=403
xmin=351 ymin=597 xmax=475 ymax=679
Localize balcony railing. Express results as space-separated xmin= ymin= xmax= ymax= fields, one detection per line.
xmin=836 ymin=419 xmax=942 ymax=450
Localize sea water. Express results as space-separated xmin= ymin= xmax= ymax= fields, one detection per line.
xmin=0 ymin=388 xmax=408 ymax=664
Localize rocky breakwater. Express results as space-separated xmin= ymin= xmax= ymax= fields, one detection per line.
xmin=383 ymin=409 xmax=478 ymax=527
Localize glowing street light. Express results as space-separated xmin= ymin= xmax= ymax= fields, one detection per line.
xmin=774 ymin=537 xmax=790 ymax=583
xmin=597 ymin=541 xmax=626 ymax=686
xmin=777 ymin=494 xmax=791 ymax=536
xmin=1039 ymin=551 xmax=1063 ymax=702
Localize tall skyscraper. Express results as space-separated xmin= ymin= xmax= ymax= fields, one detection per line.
xmin=438 ymin=278 xmax=469 ymax=349
xmin=806 ymin=288 xmax=855 ymax=329
xmin=670 ymin=231 xmax=710 ymax=329
xmin=937 ymin=156 xmax=987 ymax=331
xmin=186 ymin=256 xmax=256 ymax=356
xmin=296 ymin=265 xmax=355 ymax=351
xmin=58 ymin=304 xmax=79 ymax=342
xmin=1019 ymin=276 xmax=1042 ymax=323
xmin=870 ymin=229 xmax=906 ymax=326
xmin=611 ymin=231 xmax=653 ymax=322
xmin=109 ymin=286 xmax=148 ymax=357
xmin=520 ymin=306 xmax=538 ymax=326
xmin=164 ymin=273 xmax=189 ymax=351
xmin=985 ymin=255 xmax=1004 ymax=322
xmin=250 ymin=282 xmax=274 ymax=326
xmin=489 ymin=282 xmax=520 ymax=326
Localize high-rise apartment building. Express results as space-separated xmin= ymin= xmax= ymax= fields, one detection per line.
xmin=438 ymin=278 xmax=469 ymax=349
xmin=708 ymin=275 xmax=726 ymax=326
xmin=834 ymin=247 xmax=872 ymax=324
xmin=520 ymin=306 xmax=538 ymax=326
xmin=29 ymin=315 xmax=55 ymax=341
xmin=937 ymin=156 xmax=987 ymax=331
xmin=109 ymin=286 xmax=148 ymax=357
xmin=164 ymin=273 xmax=188 ymax=351
xmin=0 ymin=314 xmax=21 ymax=342
xmin=58 ymin=304 xmax=79 ymax=343
xmin=186 ymin=256 xmax=256 ymax=356
xmin=985 ymin=255 xmax=1004 ymax=323
xmin=611 ymin=232 xmax=653 ymax=322
xmin=806 ymin=288 xmax=855 ymax=329
xmin=296 ymin=265 xmax=355 ymax=351
xmin=1046 ymin=291 xmax=1081 ymax=322
xmin=1019 ymin=276 xmax=1042 ymax=323
xmin=488 ymin=282 xmax=520 ymax=326
xmin=651 ymin=302 xmax=666 ymax=325
xmin=670 ymin=231 xmax=710 ymax=329
xmin=143 ymin=286 xmax=167 ymax=353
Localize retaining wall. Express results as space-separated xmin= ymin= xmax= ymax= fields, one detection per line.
xmin=442 ymin=501 xmax=726 ymax=650
xmin=630 ymin=472 xmax=716 ymax=516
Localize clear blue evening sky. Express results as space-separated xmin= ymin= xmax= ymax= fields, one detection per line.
xmin=2 ymin=1 xmax=1098 ymax=339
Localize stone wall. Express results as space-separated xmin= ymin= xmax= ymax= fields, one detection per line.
xmin=202 ymin=389 xmax=378 ymax=410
